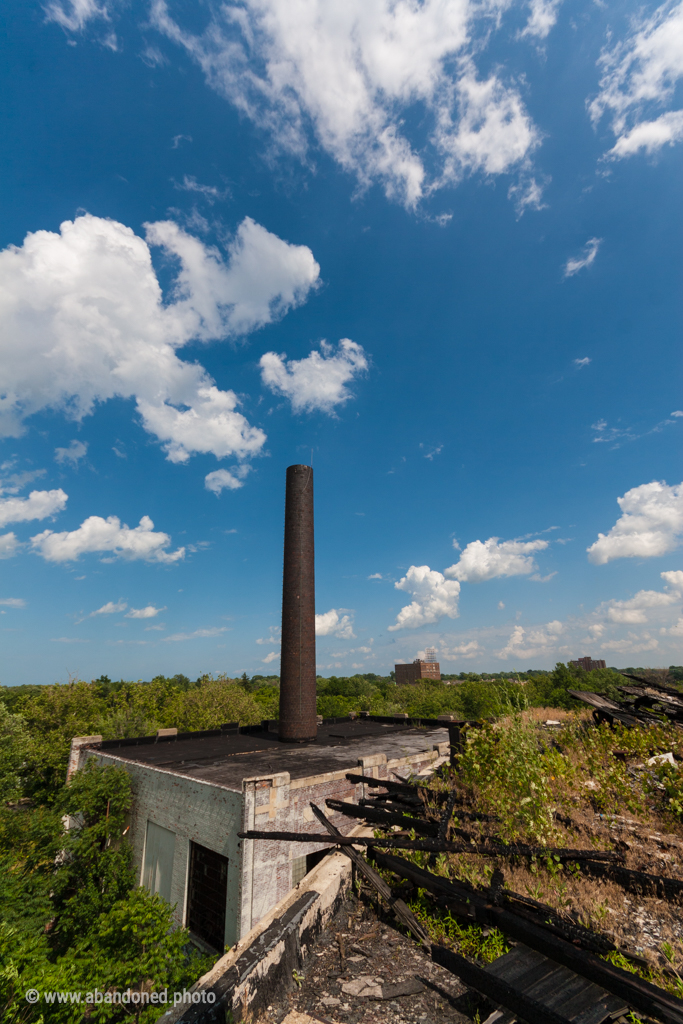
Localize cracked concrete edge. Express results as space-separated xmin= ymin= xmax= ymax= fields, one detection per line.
xmin=157 ymin=823 xmax=375 ymax=1024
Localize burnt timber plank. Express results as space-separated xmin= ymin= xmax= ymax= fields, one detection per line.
xmin=581 ymin=858 xmax=683 ymax=902
xmin=487 ymin=946 xmax=627 ymax=1024
xmin=432 ymin=944 xmax=573 ymax=1024
xmin=344 ymin=771 xmax=430 ymax=797
xmin=374 ymin=853 xmax=683 ymax=1023
xmin=238 ymin=829 xmax=620 ymax=862
xmin=325 ymin=798 xmax=439 ymax=836
xmin=307 ymin=802 xmax=431 ymax=947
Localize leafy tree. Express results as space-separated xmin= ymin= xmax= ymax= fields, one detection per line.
xmin=50 ymin=761 xmax=135 ymax=954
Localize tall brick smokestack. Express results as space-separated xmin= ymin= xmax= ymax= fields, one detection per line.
xmin=279 ymin=464 xmax=317 ymax=742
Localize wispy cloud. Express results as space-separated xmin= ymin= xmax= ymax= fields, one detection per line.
xmin=591 ymin=412 xmax=681 ymax=449
xmin=126 ymin=605 xmax=166 ymax=619
xmin=563 ymin=237 xmax=601 ymax=278
xmin=164 ymin=626 xmax=227 ymax=641
xmin=55 ymin=440 xmax=88 ymax=466
xmin=85 ymin=599 xmax=127 ymax=619
xmin=173 ymin=175 xmax=229 ymax=203
xmin=151 ymin=0 xmax=541 ymax=211
xmin=590 ymin=1 xmax=683 ymax=162
xmin=573 ymin=357 xmax=591 ymax=368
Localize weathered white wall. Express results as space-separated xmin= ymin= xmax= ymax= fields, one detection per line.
xmin=74 ymin=735 xmax=448 ymax=947
xmin=79 ymin=749 xmax=243 ymax=949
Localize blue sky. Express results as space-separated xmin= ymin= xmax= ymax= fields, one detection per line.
xmin=0 ymin=0 xmax=681 ymax=686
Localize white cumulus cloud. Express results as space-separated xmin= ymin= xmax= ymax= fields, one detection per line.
xmin=496 ymin=620 xmax=563 ymax=660
xmin=601 ymin=570 xmax=683 ymax=624
xmin=55 ymin=440 xmax=88 ymax=466
xmin=606 ymin=590 xmax=679 ymax=624
xmin=0 ymin=489 xmax=68 ymax=528
xmin=587 ymin=481 xmax=683 ymax=564
xmin=440 ymin=640 xmax=480 ymax=659
xmin=30 ymin=514 xmax=185 ymax=564
xmin=388 ymin=565 xmax=460 ymax=631
xmin=0 ymin=213 xmax=319 ymax=465
xmin=205 ymin=466 xmax=250 ymax=494
xmin=260 ymin=339 xmax=368 ymax=414
xmin=563 ymin=237 xmax=601 ymax=278
xmin=445 ymin=537 xmax=548 ymax=583
xmin=151 ymin=0 xmax=541 ymax=211
xmin=315 ymin=609 xmax=355 ymax=639
xmin=590 ymin=1 xmax=683 ymax=161
xmin=126 ymin=605 xmax=166 ymax=618
xmin=262 ymin=650 xmax=279 ymax=664
xmin=88 ymin=600 xmax=127 ymax=617
xmin=0 ymin=534 xmax=19 ymax=559
xmin=520 ymin=0 xmax=562 ymax=40
xmin=0 ymin=597 xmax=26 ymax=608
xmin=601 ymin=633 xmax=659 ymax=654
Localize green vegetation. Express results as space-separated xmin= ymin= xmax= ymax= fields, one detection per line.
xmin=1 ymin=662 xmax=680 ymax=1019
xmin=376 ymin=710 xmax=683 ymax=992
xmin=0 ymin=758 xmax=213 ymax=1023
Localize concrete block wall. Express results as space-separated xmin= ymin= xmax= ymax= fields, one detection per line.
xmin=71 ymin=733 xmax=447 ymax=948
xmin=238 ymin=741 xmax=445 ymax=936
xmin=77 ymin=748 xmax=243 ymax=948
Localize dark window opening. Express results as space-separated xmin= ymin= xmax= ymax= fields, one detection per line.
xmin=292 ymin=848 xmax=328 ymax=887
xmin=187 ymin=842 xmax=228 ymax=952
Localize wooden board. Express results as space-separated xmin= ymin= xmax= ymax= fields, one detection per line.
xmin=484 ymin=945 xmax=628 ymax=1024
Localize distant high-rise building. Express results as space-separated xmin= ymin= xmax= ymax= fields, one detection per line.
xmin=395 ymin=658 xmax=441 ymax=685
xmin=570 ymin=656 xmax=606 ymax=672
xmin=424 ymin=647 xmax=437 ymax=663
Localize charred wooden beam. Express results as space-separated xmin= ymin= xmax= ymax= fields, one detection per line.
xmin=371 ymin=851 xmax=615 ymax=955
xmin=238 ymin=829 xmax=622 ymax=862
xmin=325 ymin=798 xmax=439 ymax=836
xmin=619 ymin=672 xmax=683 ymax=698
xmin=437 ymin=788 xmax=459 ymax=844
xmin=344 ymin=772 xmax=438 ymax=799
xmin=431 ymin=944 xmax=573 ymax=1024
xmin=581 ymin=858 xmax=683 ymax=902
xmin=373 ymin=853 xmax=683 ymax=1024
xmin=307 ymin=803 xmax=430 ymax=947
xmin=359 ymin=795 xmax=424 ymax=811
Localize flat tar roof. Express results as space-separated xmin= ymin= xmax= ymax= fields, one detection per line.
xmin=88 ymin=718 xmax=450 ymax=791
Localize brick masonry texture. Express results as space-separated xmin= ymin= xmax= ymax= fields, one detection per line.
xmin=279 ymin=464 xmax=317 ymax=743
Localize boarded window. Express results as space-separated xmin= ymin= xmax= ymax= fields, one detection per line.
xmin=142 ymin=820 xmax=176 ymax=903
xmin=187 ymin=842 xmax=228 ymax=952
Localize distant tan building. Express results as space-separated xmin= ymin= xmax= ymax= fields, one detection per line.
xmin=570 ymin=656 xmax=606 ymax=672
xmin=395 ymin=654 xmax=441 ymax=685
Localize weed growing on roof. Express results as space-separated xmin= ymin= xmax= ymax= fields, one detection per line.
xmin=458 ymin=714 xmax=558 ymax=845
xmin=604 ymin=950 xmax=683 ymax=1000
xmin=651 ymin=762 xmax=683 ymax=822
xmin=406 ymin=892 xmax=509 ymax=963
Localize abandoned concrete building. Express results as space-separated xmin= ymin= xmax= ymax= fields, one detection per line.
xmin=68 ymin=716 xmax=449 ymax=951
xmin=66 ymin=465 xmax=452 ymax=953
